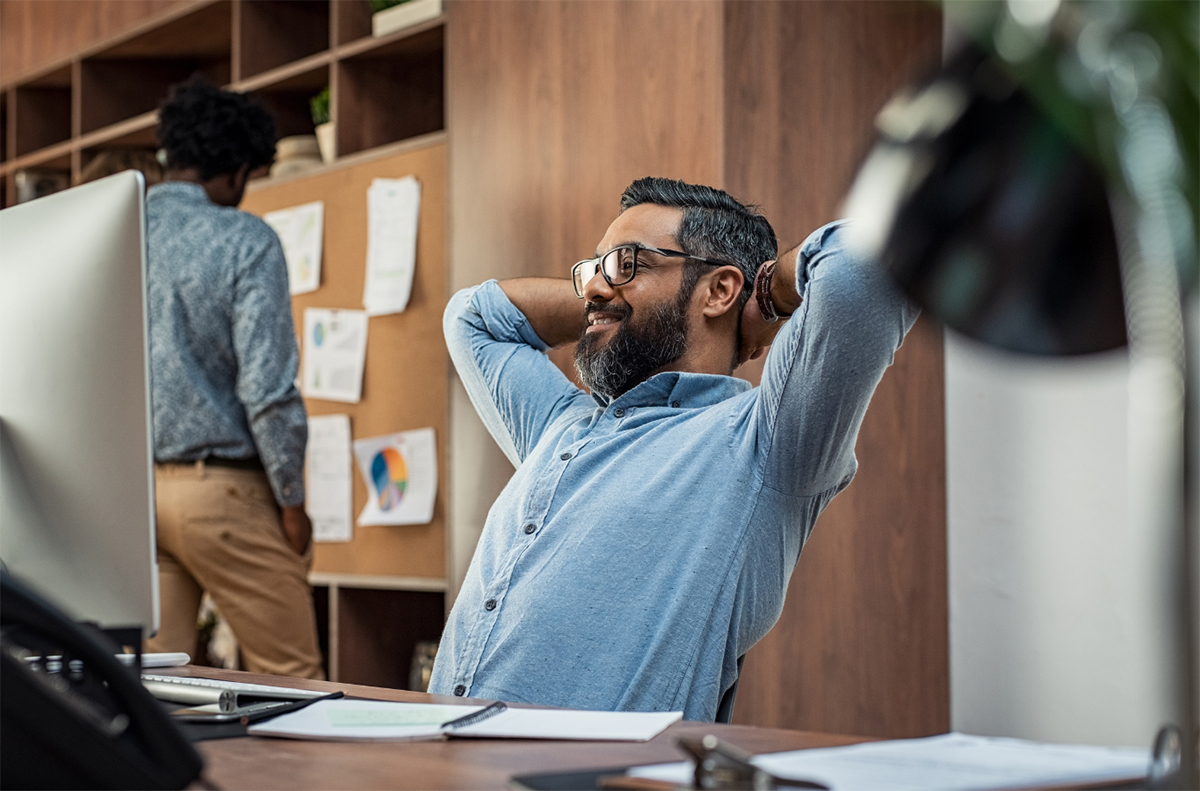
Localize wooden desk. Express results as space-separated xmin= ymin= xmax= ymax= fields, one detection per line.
xmin=161 ymin=667 xmax=869 ymax=790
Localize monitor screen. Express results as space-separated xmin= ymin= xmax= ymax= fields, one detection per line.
xmin=0 ymin=171 xmax=158 ymax=633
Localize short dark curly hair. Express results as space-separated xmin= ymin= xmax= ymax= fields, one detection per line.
xmin=620 ymin=177 xmax=777 ymax=309
xmin=156 ymin=76 xmax=276 ymax=181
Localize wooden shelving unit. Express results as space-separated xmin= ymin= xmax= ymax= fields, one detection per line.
xmin=0 ymin=0 xmax=450 ymax=687
xmin=0 ymin=0 xmax=445 ymax=206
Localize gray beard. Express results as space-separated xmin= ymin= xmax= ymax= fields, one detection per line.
xmin=574 ymin=288 xmax=690 ymax=400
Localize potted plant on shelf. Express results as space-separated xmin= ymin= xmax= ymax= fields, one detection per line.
xmin=311 ymin=86 xmax=334 ymax=164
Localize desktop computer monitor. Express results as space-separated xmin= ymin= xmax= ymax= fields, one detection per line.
xmin=0 ymin=171 xmax=158 ymax=635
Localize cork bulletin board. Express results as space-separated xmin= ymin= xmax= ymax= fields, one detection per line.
xmin=241 ymin=134 xmax=447 ymax=580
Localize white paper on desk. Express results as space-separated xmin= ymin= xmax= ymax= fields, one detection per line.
xmin=453 ymin=706 xmax=681 ymax=742
xmin=628 ymin=732 xmax=1150 ymax=791
xmin=263 ymin=201 xmax=323 ymax=295
xmin=249 ymin=700 xmax=482 ymax=742
xmin=352 ymin=428 xmax=436 ymax=526
xmin=305 ymin=414 xmax=353 ymax=542
xmin=301 ymin=308 xmax=368 ymax=403
xmin=363 ymin=176 xmax=420 ymax=316
xmin=247 ymin=699 xmax=681 ymax=742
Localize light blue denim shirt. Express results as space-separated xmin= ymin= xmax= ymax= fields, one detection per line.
xmin=430 ymin=221 xmax=917 ymax=720
xmin=145 ymin=182 xmax=306 ymax=506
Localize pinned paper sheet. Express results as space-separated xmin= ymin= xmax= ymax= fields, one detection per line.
xmin=302 ymin=308 xmax=368 ymax=404
xmin=305 ymin=414 xmax=353 ymax=543
xmin=363 ymin=176 xmax=420 ymax=315
xmin=263 ymin=201 xmax=323 ymax=295
xmin=352 ymin=428 xmax=436 ymax=526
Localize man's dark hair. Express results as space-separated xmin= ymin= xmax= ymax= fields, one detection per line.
xmin=156 ymin=76 xmax=276 ymax=181
xmin=619 ymin=177 xmax=777 ymax=307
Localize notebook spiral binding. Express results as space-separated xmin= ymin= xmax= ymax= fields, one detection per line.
xmin=441 ymin=700 xmax=508 ymax=731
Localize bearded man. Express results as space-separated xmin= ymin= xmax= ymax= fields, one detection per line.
xmin=429 ymin=177 xmax=917 ymax=720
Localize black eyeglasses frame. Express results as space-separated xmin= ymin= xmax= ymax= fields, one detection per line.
xmin=570 ymin=243 xmax=731 ymax=298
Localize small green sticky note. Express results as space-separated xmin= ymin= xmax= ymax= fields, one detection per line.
xmin=327 ymin=707 xmax=460 ymax=727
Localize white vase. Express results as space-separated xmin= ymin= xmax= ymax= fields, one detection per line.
xmin=315 ymin=122 xmax=336 ymax=164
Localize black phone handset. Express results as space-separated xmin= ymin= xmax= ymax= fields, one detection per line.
xmin=0 ymin=570 xmax=204 ymax=790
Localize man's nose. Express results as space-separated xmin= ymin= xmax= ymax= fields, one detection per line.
xmin=582 ymin=269 xmax=615 ymax=302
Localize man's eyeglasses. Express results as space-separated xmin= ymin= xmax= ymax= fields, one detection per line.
xmin=571 ymin=244 xmax=730 ymax=298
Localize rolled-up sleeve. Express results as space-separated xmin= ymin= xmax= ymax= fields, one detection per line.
xmin=232 ymin=237 xmax=307 ymax=506
xmin=445 ymin=280 xmax=589 ymax=468
xmin=753 ymin=221 xmax=919 ymax=499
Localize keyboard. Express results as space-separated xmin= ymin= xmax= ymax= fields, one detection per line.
xmin=142 ymin=673 xmax=329 ymax=703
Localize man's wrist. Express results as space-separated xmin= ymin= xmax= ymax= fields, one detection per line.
xmin=768 ymin=247 xmax=802 ymax=317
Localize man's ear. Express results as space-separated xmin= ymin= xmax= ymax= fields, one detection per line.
xmin=700 ymin=267 xmax=745 ymax=319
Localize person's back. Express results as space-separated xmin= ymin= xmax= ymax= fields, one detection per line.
xmin=146 ymin=185 xmax=298 ymax=471
xmin=143 ymin=77 xmax=322 ymax=680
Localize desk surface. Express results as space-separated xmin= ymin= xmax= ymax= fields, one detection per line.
xmin=162 ymin=667 xmax=869 ymax=790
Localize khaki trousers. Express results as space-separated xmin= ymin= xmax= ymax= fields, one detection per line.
xmin=145 ymin=462 xmax=325 ymax=680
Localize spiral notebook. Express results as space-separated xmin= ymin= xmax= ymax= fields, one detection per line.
xmin=246 ymin=699 xmax=682 ymax=743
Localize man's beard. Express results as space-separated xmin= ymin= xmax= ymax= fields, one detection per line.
xmin=573 ymin=285 xmax=691 ymax=400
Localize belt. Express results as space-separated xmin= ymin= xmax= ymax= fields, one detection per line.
xmin=160 ymin=456 xmax=265 ymax=472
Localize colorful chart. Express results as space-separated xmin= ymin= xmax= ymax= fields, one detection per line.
xmin=370 ymin=447 xmax=408 ymax=511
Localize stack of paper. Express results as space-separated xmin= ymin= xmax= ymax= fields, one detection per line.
xmin=247 ymin=699 xmax=681 ymax=743
xmin=628 ymin=732 xmax=1149 ymax=791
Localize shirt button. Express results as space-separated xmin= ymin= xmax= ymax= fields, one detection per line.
xmin=523 ymin=523 xmax=536 ymax=535
xmin=613 ymin=408 xmax=625 ymax=418
xmin=484 ymin=599 xmax=497 ymax=611
xmin=453 ymin=685 xmax=466 ymax=696
xmin=671 ymin=401 xmax=681 ymax=408
xmin=560 ymin=452 xmax=572 ymax=461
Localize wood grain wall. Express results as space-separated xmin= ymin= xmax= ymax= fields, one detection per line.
xmin=448 ymin=0 xmax=947 ymax=737
xmin=721 ymin=1 xmax=949 ymax=738
xmin=0 ymin=0 xmax=192 ymax=83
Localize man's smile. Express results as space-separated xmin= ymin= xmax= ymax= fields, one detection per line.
xmin=586 ymin=311 xmax=623 ymax=333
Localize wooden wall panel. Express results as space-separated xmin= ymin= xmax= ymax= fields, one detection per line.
xmin=0 ymin=0 xmax=192 ymax=83
xmin=241 ymin=140 xmax=449 ymax=580
xmin=447 ymin=0 xmax=724 ymax=292
xmin=724 ymin=1 xmax=946 ymax=737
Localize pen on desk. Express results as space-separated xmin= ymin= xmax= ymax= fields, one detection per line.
xmin=239 ymin=691 xmax=345 ymax=725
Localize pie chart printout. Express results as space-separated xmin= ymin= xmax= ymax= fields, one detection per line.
xmin=371 ymin=447 xmax=408 ymax=511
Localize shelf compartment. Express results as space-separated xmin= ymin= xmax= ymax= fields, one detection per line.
xmin=11 ymin=66 xmax=72 ymax=158
xmin=334 ymin=587 xmax=444 ymax=688
xmin=10 ymin=146 xmax=71 ymax=204
xmin=80 ymin=57 xmax=231 ymax=136
xmin=238 ymin=0 xmax=330 ymax=80
xmin=334 ymin=0 xmax=374 ymax=46
xmin=336 ymin=24 xmax=444 ymax=158
xmin=79 ymin=1 xmax=233 ymax=136
xmin=247 ymin=64 xmax=330 ymax=140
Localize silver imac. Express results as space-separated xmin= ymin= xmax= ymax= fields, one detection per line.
xmin=0 ymin=171 xmax=158 ymax=635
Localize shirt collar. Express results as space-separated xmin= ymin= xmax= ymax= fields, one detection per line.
xmin=147 ymin=181 xmax=210 ymax=204
xmin=591 ymin=370 xmax=751 ymax=409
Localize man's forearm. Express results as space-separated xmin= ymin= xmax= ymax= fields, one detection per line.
xmin=770 ymin=244 xmax=804 ymax=317
xmin=498 ymin=278 xmax=589 ymax=348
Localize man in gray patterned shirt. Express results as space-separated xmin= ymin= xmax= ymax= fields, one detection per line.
xmin=143 ymin=78 xmax=323 ymax=679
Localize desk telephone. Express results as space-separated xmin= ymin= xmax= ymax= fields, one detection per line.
xmin=0 ymin=570 xmax=202 ymax=789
